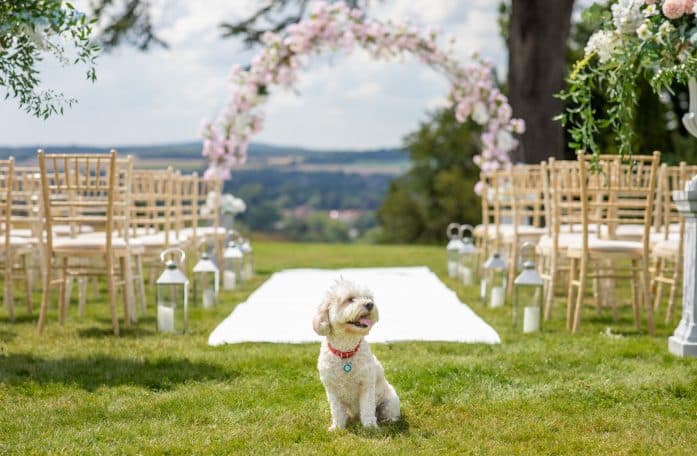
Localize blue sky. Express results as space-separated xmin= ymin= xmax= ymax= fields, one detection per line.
xmin=1 ymin=1 xmax=509 ymax=149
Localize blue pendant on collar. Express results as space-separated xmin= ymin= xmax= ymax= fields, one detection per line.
xmin=343 ymin=362 xmax=352 ymax=373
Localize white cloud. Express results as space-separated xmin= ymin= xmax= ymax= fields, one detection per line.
xmin=344 ymin=81 xmax=380 ymax=99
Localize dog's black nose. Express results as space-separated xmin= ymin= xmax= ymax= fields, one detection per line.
xmin=365 ymin=302 xmax=373 ymax=311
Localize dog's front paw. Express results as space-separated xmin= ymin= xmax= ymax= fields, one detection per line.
xmin=328 ymin=424 xmax=344 ymax=432
xmin=361 ymin=419 xmax=378 ymax=429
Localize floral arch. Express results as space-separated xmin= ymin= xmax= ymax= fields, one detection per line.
xmin=200 ymin=1 xmax=524 ymax=186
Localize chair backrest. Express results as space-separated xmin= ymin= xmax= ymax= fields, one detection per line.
xmin=0 ymin=157 xmax=15 ymax=247
xmin=38 ymin=150 xmax=130 ymax=252
xmin=174 ymin=172 xmax=199 ymax=240
xmin=11 ymin=166 xmax=42 ymax=236
xmin=129 ymin=167 xmax=174 ymax=241
xmin=578 ymin=151 xmax=660 ymax=252
xmin=505 ymin=164 xmax=544 ymax=229
xmin=546 ymin=159 xmax=584 ymax=245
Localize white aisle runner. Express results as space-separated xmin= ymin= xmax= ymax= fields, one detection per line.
xmin=208 ymin=267 xmax=500 ymax=346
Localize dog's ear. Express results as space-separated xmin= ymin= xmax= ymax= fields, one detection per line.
xmin=312 ymin=295 xmax=332 ymax=336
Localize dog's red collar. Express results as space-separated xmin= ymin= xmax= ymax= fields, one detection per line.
xmin=327 ymin=340 xmax=361 ymax=359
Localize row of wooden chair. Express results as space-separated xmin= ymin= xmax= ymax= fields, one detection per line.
xmin=0 ymin=150 xmax=225 ymax=336
xmin=475 ymin=152 xmax=695 ymax=334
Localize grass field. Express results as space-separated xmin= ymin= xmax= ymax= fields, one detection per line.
xmin=1 ymin=242 xmax=697 ymax=454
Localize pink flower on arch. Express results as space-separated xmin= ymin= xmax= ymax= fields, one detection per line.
xmin=201 ymin=1 xmax=522 ymax=184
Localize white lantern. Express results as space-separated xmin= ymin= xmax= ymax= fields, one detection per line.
xmin=482 ymin=252 xmax=507 ymax=308
xmin=223 ymin=241 xmax=243 ymax=290
xmin=513 ymin=243 xmax=544 ymax=333
xmin=156 ymin=248 xmax=189 ymax=334
xmin=446 ymin=223 xmax=465 ymax=278
xmin=239 ymin=238 xmax=254 ymax=281
xmin=458 ymin=224 xmax=478 ymax=286
xmin=193 ymin=251 xmax=219 ymax=309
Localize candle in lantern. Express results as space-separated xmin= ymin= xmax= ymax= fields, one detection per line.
xmin=202 ymin=288 xmax=215 ymax=309
xmin=157 ymin=304 xmax=175 ymax=333
xmin=447 ymin=261 xmax=457 ymax=278
xmin=490 ymin=286 xmax=505 ymax=308
xmin=223 ymin=271 xmax=236 ymax=290
xmin=461 ymin=266 xmax=473 ymax=286
xmin=523 ymin=306 xmax=541 ymax=333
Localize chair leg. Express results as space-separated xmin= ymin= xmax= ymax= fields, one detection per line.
xmin=124 ymin=255 xmax=137 ymax=324
xmin=653 ymin=258 xmax=664 ymax=312
xmin=572 ymin=260 xmax=587 ymax=333
xmin=642 ymin=258 xmax=656 ymax=335
xmin=544 ymin=254 xmax=557 ymax=321
xmin=135 ymin=254 xmax=147 ymax=313
xmin=58 ymin=257 xmax=68 ymax=326
xmin=37 ymin=262 xmax=52 ymax=334
xmin=630 ymin=259 xmax=640 ymax=331
xmin=4 ymin=251 xmax=15 ymax=322
xmin=119 ymin=257 xmax=131 ymax=328
xmin=566 ymin=257 xmax=577 ymax=331
xmin=666 ymin=256 xmax=681 ymax=324
xmin=78 ymin=277 xmax=88 ymax=317
xmin=22 ymin=254 xmax=33 ymax=314
xmin=106 ymin=258 xmax=119 ymax=336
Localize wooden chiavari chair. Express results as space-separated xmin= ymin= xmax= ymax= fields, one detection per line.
xmin=0 ymin=157 xmax=35 ymax=320
xmin=500 ymin=164 xmax=546 ymax=294
xmin=129 ymin=168 xmax=183 ymax=282
xmin=566 ymin=151 xmax=660 ymax=334
xmin=36 ymin=150 xmax=137 ymax=335
xmin=650 ymin=163 xmax=697 ymax=323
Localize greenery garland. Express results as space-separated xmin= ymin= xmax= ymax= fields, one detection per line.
xmin=558 ymin=0 xmax=697 ymax=162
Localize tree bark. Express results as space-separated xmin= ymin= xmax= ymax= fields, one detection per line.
xmin=508 ymin=0 xmax=575 ymax=163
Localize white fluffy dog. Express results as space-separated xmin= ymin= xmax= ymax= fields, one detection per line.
xmin=313 ymin=278 xmax=400 ymax=431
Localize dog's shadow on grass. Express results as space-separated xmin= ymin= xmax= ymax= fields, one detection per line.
xmin=0 ymin=353 xmax=236 ymax=391
xmin=345 ymin=416 xmax=410 ymax=438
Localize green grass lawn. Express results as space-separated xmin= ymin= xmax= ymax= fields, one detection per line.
xmin=2 ymin=242 xmax=697 ymax=454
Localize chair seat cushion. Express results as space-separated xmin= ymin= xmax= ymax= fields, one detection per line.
xmin=133 ymin=232 xmax=180 ymax=247
xmin=536 ymin=233 xmax=583 ymax=253
xmin=652 ymin=239 xmax=679 ymax=257
xmin=567 ymin=238 xmax=643 ymax=257
xmin=52 ymin=234 xmax=139 ymax=252
xmin=10 ymin=228 xmax=34 ymax=237
xmin=52 ymin=224 xmax=95 ymax=236
xmin=475 ymin=224 xmax=545 ymax=239
xmin=180 ymin=226 xmax=226 ymax=239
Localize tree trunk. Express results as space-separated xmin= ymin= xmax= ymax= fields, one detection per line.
xmin=508 ymin=0 xmax=575 ymax=163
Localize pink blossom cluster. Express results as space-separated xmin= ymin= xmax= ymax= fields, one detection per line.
xmin=201 ymin=0 xmax=524 ymax=186
xmin=661 ymin=0 xmax=695 ymax=19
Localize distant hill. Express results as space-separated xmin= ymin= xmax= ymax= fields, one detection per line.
xmin=0 ymin=141 xmax=407 ymax=166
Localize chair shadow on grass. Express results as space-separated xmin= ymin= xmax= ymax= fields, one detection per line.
xmin=78 ymin=315 xmax=159 ymax=338
xmin=0 ymin=353 xmax=236 ymax=391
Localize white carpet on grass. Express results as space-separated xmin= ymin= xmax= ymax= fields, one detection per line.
xmin=208 ymin=267 xmax=500 ymax=346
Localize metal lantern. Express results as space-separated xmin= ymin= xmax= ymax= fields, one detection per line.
xmin=222 ymin=241 xmax=243 ymax=290
xmin=458 ymin=224 xmax=478 ymax=286
xmin=446 ymin=223 xmax=465 ymax=278
xmin=239 ymin=238 xmax=254 ymax=281
xmin=156 ymin=248 xmax=189 ymax=334
xmin=513 ymin=243 xmax=544 ymax=333
xmin=482 ymin=252 xmax=507 ymax=308
xmin=193 ymin=251 xmax=219 ymax=309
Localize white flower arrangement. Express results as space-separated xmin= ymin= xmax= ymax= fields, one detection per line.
xmin=220 ymin=194 xmax=247 ymax=215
